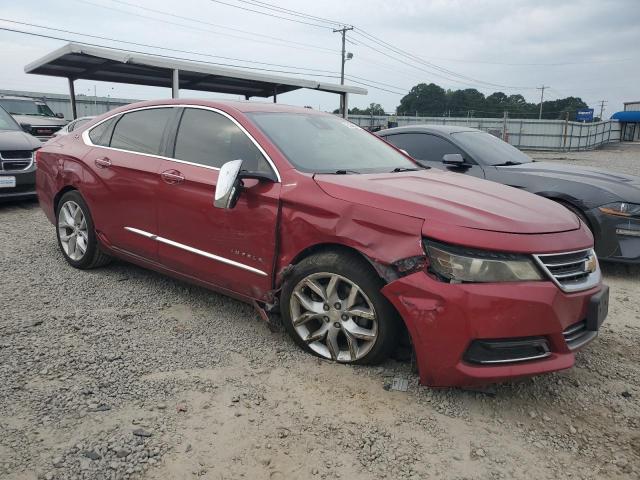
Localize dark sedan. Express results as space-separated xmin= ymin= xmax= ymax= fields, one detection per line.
xmin=0 ymin=105 xmax=41 ymax=201
xmin=378 ymin=125 xmax=640 ymax=263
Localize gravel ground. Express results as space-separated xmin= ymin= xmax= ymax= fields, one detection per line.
xmin=1 ymin=145 xmax=639 ymax=480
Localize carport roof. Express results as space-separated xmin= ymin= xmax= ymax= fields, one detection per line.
xmin=24 ymin=43 xmax=367 ymax=98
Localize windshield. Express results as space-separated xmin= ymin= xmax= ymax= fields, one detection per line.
xmin=451 ymin=131 xmax=532 ymax=166
xmin=248 ymin=112 xmax=418 ymax=173
xmin=0 ymin=106 xmax=20 ymax=131
xmin=0 ymin=99 xmax=56 ymax=117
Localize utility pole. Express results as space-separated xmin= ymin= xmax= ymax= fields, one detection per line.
xmin=598 ymin=100 xmax=607 ymax=120
xmin=333 ymin=25 xmax=353 ymax=117
xmin=537 ymin=85 xmax=549 ymax=119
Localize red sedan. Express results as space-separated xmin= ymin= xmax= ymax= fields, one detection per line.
xmin=35 ymin=99 xmax=609 ymax=387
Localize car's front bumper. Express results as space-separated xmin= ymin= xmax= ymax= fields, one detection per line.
xmin=0 ymin=168 xmax=36 ymax=202
xmin=588 ymin=207 xmax=640 ymax=263
xmin=382 ymin=272 xmax=606 ymax=387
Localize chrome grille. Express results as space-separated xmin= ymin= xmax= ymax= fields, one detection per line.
xmin=563 ymin=319 xmax=597 ymax=350
xmin=0 ymin=151 xmax=33 ymax=172
xmin=533 ymin=249 xmax=600 ymax=293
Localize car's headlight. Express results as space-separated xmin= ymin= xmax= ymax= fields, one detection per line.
xmin=424 ymin=241 xmax=543 ymax=283
xmin=599 ymin=202 xmax=640 ymax=219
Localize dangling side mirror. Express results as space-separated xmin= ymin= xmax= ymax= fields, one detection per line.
xmin=214 ymin=159 xmax=243 ymax=209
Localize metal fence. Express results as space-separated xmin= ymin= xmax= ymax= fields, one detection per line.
xmin=349 ymin=115 xmax=621 ymax=151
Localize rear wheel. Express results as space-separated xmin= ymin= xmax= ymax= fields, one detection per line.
xmin=281 ymin=251 xmax=398 ymax=365
xmin=56 ymin=191 xmax=111 ymax=269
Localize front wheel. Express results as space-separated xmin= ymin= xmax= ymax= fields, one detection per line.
xmin=281 ymin=251 xmax=399 ymax=365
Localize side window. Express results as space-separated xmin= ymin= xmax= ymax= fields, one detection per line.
xmin=88 ymin=117 xmax=117 ymax=146
xmin=386 ymin=133 xmax=467 ymax=163
xmin=174 ymin=108 xmax=271 ymax=172
xmin=110 ymin=108 xmax=173 ymax=155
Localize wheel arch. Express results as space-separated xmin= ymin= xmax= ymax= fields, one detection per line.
xmin=279 ymin=241 xmax=411 ymax=358
xmin=53 ymin=185 xmax=79 ymax=214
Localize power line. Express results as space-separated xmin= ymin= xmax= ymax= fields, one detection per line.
xmin=206 ymin=0 xmax=333 ymax=29
xmin=74 ymin=0 xmax=336 ymax=54
xmin=105 ymin=0 xmax=335 ymax=53
xmin=235 ymin=0 xmax=343 ymax=27
xmin=0 ymin=18 xmax=339 ymax=75
xmin=0 ymin=22 xmax=411 ymax=97
xmin=0 ymin=24 xmax=341 ymax=79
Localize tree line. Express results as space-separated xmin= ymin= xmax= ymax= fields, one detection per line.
xmin=337 ymin=83 xmax=591 ymax=121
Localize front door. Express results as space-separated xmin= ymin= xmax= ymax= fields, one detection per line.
xmin=155 ymin=107 xmax=280 ymax=299
xmin=84 ymin=107 xmax=175 ymax=261
xmin=383 ymin=132 xmax=485 ymax=178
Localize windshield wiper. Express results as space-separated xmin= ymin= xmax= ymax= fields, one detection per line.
xmin=332 ymin=169 xmax=361 ymax=174
xmin=390 ymin=166 xmax=424 ymax=172
xmin=493 ymin=161 xmax=522 ymax=166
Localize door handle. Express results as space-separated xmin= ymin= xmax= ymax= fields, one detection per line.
xmin=95 ymin=157 xmax=111 ymax=168
xmin=161 ymin=170 xmax=185 ymax=184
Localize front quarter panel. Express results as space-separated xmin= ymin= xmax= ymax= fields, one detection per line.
xmin=276 ymin=172 xmax=424 ymax=285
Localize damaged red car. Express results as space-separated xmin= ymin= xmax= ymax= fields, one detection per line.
xmin=36 ymin=100 xmax=609 ymax=387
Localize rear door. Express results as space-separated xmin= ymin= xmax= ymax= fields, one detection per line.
xmin=155 ymin=106 xmax=280 ymax=298
xmin=383 ymin=132 xmax=485 ymax=178
xmin=83 ymin=107 xmax=176 ymax=261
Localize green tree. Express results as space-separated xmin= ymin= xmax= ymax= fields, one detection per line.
xmin=398 ymin=83 xmax=447 ymax=116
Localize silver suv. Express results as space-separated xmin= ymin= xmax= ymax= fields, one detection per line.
xmin=0 ymin=95 xmax=67 ymax=140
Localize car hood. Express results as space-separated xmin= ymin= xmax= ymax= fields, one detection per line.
xmin=314 ymin=169 xmax=580 ymax=234
xmin=10 ymin=114 xmax=68 ymax=127
xmin=0 ymin=129 xmax=42 ymax=150
xmin=500 ymin=161 xmax=640 ymax=203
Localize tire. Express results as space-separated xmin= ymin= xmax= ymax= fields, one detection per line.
xmin=281 ymin=250 xmax=399 ymax=365
xmin=56 ymin=190 xmax=111 ymax=269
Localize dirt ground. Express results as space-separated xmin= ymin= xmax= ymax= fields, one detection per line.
xmin=1 ymin=144 xmax=639 ymax=480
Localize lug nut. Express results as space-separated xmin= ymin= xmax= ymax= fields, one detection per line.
xmin=323 ymin=316 xmax=330 ymax=322
xmin=341 ymin=314 xmax=348 ymax=321
xmin=333 ymin=322 xmax=341 ymax=329
xmin=323 ymin=304 xmax=330 ymax=311
xmin=334 ymin=302 xmax=342 ymax=310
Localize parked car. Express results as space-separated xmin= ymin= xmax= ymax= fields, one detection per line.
xmin=378 ymin=125 xmax=640 ymax=264
xmin=36 ymin=100 xmax=608 ymax=387
xmin=51 ymin=116 xmax=95 ymax=138
xmin=0 ymin=95 xmax=67 ymax=140
xmin=0 ymin=105 xmax=41 ymax=201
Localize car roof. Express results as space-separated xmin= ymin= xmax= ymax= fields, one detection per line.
xmin=379 ymin=124 xmax=480 ymax=136
xmin=115 ymin=98 xmax=327 ymax=116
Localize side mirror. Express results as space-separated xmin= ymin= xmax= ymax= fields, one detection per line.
xmin=55 ymin=113 xmax=64 ymax=119
xmin=442 ymin=153 xmax=466 ymax=166
xmin=214 ymin=159 xmax=243 ymax=209
xmin=20 ymin=123 xmax=32 ymax=133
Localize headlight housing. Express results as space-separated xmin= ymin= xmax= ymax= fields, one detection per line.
xmin=424 ymin=240 xmax=543 ymax=283
xmin=599 ymin=202 xmax=640 ymax=219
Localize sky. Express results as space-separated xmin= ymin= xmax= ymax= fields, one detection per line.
xmin=0 ymin=0 xmax=638 ymax=117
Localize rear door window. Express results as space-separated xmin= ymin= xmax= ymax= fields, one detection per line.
xmin=173 ymin=108 xmax=271 ymax=172
xmin=110 ymin=108 xmax=173 ymax=155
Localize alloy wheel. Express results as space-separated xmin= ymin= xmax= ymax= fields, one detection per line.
xmin=289 ymin=272 xmax=378 ymax=362
xmin=58 ymin=200 xmax=89 ymax=261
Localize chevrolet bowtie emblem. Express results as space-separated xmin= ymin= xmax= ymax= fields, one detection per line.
xmin=584 ymin=255 xmax=597 ymax=273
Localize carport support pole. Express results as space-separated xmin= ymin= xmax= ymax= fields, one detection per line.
xmin=68 ymin=78 xmax=77 ymax=120
xmin=341 ymin=93 xmax=349 ymax=119
xmin=172 ymin=69 xmax=180 ymax=99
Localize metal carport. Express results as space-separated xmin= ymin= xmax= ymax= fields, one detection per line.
xmin=24 ymin=43 xmax=367 ymax=119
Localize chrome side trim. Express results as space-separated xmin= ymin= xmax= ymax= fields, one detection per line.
xmin=82 ymin=104 xmax=281 ymax=181
xmin=124 ymin=227 xmax=268 ymax=277
xmin=476 ymin=351 xmax=552 ymax=365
